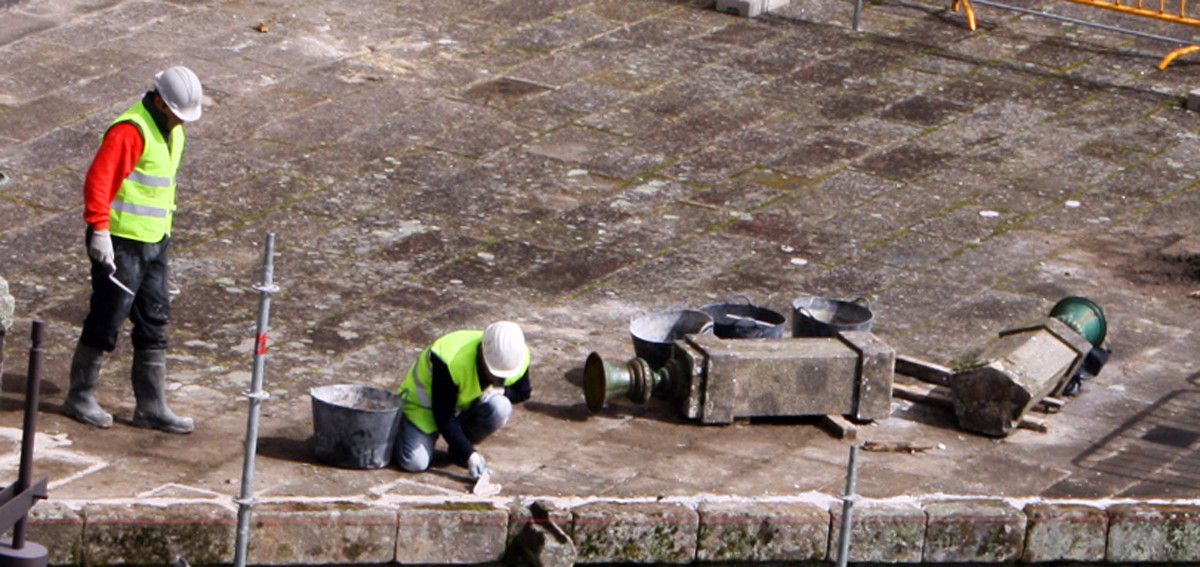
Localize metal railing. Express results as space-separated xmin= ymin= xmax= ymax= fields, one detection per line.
xmin=951 ymin=0 xmax=1200 ymax=68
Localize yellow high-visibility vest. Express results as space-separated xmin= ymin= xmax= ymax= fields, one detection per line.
xmin=106 ymin=100 xmax=184 ymax=243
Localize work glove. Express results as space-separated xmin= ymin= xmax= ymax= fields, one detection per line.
xmin=467 ymin=451 xmax=488 ymax=480
xmin=480 ymin=385 xmax=504 ymax=404
xmin=88 ymin=230 xmax=115 ymax=268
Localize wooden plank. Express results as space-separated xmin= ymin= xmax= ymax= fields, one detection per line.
xmin=819 ymin=414 xmax=859 ymax=440
xmin=895 ymin=355 xmax=954 ymax=386
xmin=892 ymin=382 xmax=954 ymax=408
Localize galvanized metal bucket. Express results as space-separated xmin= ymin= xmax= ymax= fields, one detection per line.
xmin=699 ymin=296 xmax=787 ymax=339
xmin=310 ymin=384 xmax=405 ymax=469
xmin=630 ymin=309 xmax=714 ymax=369
xmin=791 ymin=296 xmax=874 ymax=337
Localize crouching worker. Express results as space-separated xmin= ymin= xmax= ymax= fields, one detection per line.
xmin=395 ymin=321 xmax=531 ymax=479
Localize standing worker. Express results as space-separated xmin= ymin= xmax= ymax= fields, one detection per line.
xmin=396 ymin=321 xmax=531 ymax=479
xmin=63 ymin=66 xmax=202 ymax=434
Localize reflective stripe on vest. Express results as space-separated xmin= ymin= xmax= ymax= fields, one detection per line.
xmin=398 ymin=330 xmax=530 ymax=434
xmin=126 ymin=170 xmax=172 ymax=188
xmin=106 ymin=100 xmax=185 ymax=243
xmin=111 ymin=200 xmax=169 ymax=218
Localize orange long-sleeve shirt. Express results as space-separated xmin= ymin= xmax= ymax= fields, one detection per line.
xmin=83 ymin=122 xmax=143 ymax=231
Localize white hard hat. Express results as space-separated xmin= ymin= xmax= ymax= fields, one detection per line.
xmin=154 ymin=66 xmax=202 ymax=122
xmin=482 ymin=321 xmax=527 ymax=379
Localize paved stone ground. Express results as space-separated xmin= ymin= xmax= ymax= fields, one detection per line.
xmin=1 ymin=0 xmax=1199 ymax=512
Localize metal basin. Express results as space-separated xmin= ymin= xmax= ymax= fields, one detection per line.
xmin=792 ymin=296 xmax=874 ymax=337
xmin=630 ymin=309 xmax=713 ymax=369
xmin=699 ymin=297 xmax=787 ymax=339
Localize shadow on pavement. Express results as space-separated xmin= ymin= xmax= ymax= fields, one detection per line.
xmin=522 ymin=400 xmax=592 ymax=422
xmin=1071 ymin=389 xmax=1200 ymax=493
xmin=257 ymin=435 xmax=321 ymax=465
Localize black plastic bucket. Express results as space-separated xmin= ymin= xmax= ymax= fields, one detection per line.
xmin=699 ymin=297 xmax=787 ymax=339
xmin=630 ymin=309 xmax=713 ymax=369
xmin=310 ymin=384 xmax=404 ymax=469
xmin=792 ymin=296 xmax=874 ymax=337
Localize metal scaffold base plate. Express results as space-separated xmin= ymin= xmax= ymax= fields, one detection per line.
xmin=0 ymin=541 xmax=49 ymax=567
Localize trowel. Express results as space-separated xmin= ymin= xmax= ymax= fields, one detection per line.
xmin=428 ymin=467 xmax=503 ymax=496
xmin=106 ymin=264 xmax=135 ymax=296
xmin=472 ymin=468 xmax=502 ymax=497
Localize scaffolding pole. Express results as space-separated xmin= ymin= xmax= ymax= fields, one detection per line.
xmin=233 ymin=234 xmax=278 ymax=567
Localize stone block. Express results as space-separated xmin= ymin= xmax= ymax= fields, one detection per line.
xmin=1022 ymin=503 xmax=1106 ymax=562
xmin=509 ymin=500 xmax=576 ymax=567
xmin=82 ymin=502 xmax=235 ymax=565
xmin=697 ymin=501 xmax=828 ymax=562
xmin=0 ymin=276 xmax=13 ymax=334
xmin=573 ymin=502 xmax=698 ymax=564
xmin=686 ymin=333 xmax=876 ymax=424
xmin=395 ymin=502 xmax=508 ymax=564
xmin=26 ymin=500 xmax=84 ymax=565
xmin=1107 ymin=503 xmax=1200 ymax=562
xmin=1160 ymin=233 xmax=1200 ymax=262
xmin=923 ymin=500 xmax=1025 ymax=562
xmin=508 ymin=499 xmax=573 ymax=544
xmin=839 ymin=330 xmax=896 ymax=421
xmin=714 ymin=0 xmax=791 ymax=17
xmin=247 ymin=501 xmax=396 ymax=564
xmin=519 ymin=518 xmax=576 ymax=567
xmin=952 ymin=320 xmax=1087 ymax=436
xmin=829 ymin=502 xmax=925 ymax=563
xmin=1187 ymin=89 xmax=1200 ymax=112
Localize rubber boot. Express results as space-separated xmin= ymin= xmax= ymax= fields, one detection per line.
xmin=64 ymin=342 xmax=114 ymax=428
xmin=131 ymin=349 xmax=194 ymax=434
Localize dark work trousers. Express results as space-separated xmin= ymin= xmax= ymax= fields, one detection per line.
xmin=80 ymin=228 xmax=171 ymax=352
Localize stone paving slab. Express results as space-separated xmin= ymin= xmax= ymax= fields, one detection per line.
xmin=1 ymin=0 xmax=1199 ymax=562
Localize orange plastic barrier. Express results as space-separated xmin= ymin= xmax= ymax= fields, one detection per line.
xmin=952 ymin=0 xmax=1200 ymax=68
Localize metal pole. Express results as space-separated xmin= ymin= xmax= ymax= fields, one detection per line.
xmin=12 ymin=321 xmax=44 ymax=549
xmin=852 ymin=0 xmax=865 ymax=31
xmin=233 ymin=235 xmax=277 ymax=567
xmin=835 ymin=444 xmax=860 ymax=567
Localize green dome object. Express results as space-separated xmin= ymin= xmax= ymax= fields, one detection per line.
xmin=1049 ymin=296 xmax=1107 ymax=347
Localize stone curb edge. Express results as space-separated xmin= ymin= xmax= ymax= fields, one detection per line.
xmin=22 ymin=495 xmax=1200 ymax=564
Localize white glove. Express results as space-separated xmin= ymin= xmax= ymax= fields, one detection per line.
xmin=88 ymin=230 xmax=115 ymax=267
xmin=467 ymin=452 xmax=488 ymax=480
xmin=480 ymin=385 xmax=503 ymax=404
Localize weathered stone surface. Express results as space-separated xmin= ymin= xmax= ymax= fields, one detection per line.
xmin=82 ymin=502 xmax=235 ymax=565
xmin=1022 ymin=503 xmax=1107 ymax=562
xmin=395 ymin=503 xmax=508 ymax=564
xmin=697 ymin=501 xmax=828 ymax=562
xmin=572 ymin=502 xmax=698 ymax=564
xmin=247 ymin=501 xmax=396 ymax=564
xmin=1107 ymin=504 xmax=1200 ymax=562
xmin=25 ymin=500 xmax=83 ymax=565
xmin=923 ymin=500 xmax=1025 ymax=563
xmin=829 ymin=502 xmax=925 ymax=563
